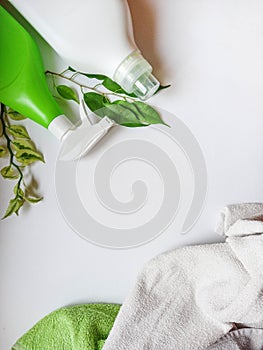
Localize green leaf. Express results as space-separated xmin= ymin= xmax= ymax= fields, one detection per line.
xmin=14 ymin=198 xmax=24 ymax=215
xmin=0 ymin=146 xmax=6 ymax=157
xmin=102 ymin=102 xmax=145 ymax=127
xmin=12 ymin=139 xmax=35 ymax=151
xmin=101 ymin=77 xmax=129 ymax=94
xmin=24 ymin=196 xmax=43 ymax=203
xmin=71 ymin=68 xmax=136 ymax=97
xmin=83 ymin=92 xmax=109 ymax=114
xmin=67 ymin=66 xmax=76 ymax=72
xmin=2 ymin=197 xmax=24 ymax=219
xmin=2 ymin=198 xmax=18 ymax=219
xmin=1 ymin=165 xmax=19 ymax=179
xmin=13 ymin=183 xmax=24 ymax=198
xmin=131 ymin=101 xmax=169 ymax=126
xmin=99 ymin=76 xmax=136 ymax=97
xmin=16 ymin=149 xmax=45 ymax=165
xmin=101 ymin=101 xmax=168 ymax=127
xmin=81 ymin=73 xmax=107 ymax=81
xmin=68 ymin=67 xmax=107 ymax=81
xmin=154 ymin=84 xmax=171 ymax=95
xmin=7 ymin=125 xmax=30 ymax=139
xmin=56 ymin=85 xmax=79 ymax=103
xmin=7 ymin=109 xmax=27 ymax=121
xmin=84 ymin=93 xmax=168 ymax=127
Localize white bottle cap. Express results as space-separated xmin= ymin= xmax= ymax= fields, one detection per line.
xmin=113 ymin=50 xmax=160 ymax=100
xmin=48 ymin=114 xmax=75 ymax=141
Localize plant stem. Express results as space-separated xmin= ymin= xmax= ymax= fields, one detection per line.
xmin=45 ymin=70 xmax=138 ymax=101
xmin=0 ymin=104 xmax=23 ymax=196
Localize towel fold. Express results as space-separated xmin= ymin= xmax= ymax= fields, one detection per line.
xmin=208 ymin=328 xmax=263 ymax=350
xmin=103 ymin=203 xmax=263 ymax=350
xmin=12 ymin=303 xmax=120 ymax=350
xmin=215 ymin=203 xmax=263 ymax=236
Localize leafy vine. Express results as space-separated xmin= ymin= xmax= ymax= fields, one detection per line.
xmin=0 ymin=104 xmax=44 ymax=219
xmin=46 ymin=68 xmax=170 ymax=127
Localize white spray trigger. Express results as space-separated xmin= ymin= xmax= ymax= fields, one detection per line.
xmin=59 ymin=116 xmax=114 ymax=161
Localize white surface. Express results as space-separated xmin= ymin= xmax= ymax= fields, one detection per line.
xmin=1 ymin=0 xmax=263 ymax=348
xmin=55 ymin=107 xmax=207 ymax=248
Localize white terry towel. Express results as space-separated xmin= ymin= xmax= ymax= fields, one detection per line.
xmin=208 ymin=328 xmax=263 ymax=350
xmin=103 ymin=203 xmax=263 ymax=350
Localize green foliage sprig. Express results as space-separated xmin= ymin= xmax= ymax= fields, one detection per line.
xmin=46 ymin=68 xmax=170 ymax=127
xmin=0 ymin=103 xmax=44 ymax=219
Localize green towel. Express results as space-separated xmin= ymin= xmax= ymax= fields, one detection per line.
xmin=12 ymin=303 xmax=120 ymax=350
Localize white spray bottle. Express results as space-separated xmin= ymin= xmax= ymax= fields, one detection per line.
xmin=10 ymin=0 xmax=160 ymax=101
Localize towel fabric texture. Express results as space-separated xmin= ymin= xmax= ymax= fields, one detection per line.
xmin=208 ymin=328 xmax=263 ymax=350
xmin=103 ymin=203 xmax=263 ymax=350
xmin=12 ymin=303 xmax=120 ymax=350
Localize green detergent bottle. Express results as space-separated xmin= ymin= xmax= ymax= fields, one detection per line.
xmin=0 ymin=6 xmax=113 ymax=160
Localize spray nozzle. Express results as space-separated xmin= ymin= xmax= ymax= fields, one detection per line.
xmin=49 ymin=99 xmax=114 ymax=161
xmin=58 ymin=116 xmax=114 ymax=161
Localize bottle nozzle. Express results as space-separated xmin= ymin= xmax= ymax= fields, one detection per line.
xmin=114 ymin=51 xmax=160 ymax=100
xmin=132 ymin=72 xmax=159 ymax=100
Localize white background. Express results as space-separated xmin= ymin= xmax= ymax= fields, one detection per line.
xmin=1 ymin=0 xmax=263 ymax=348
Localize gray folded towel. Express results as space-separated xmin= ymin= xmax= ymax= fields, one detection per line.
xmin=103 ymin=203 xmax=263 ymax=350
